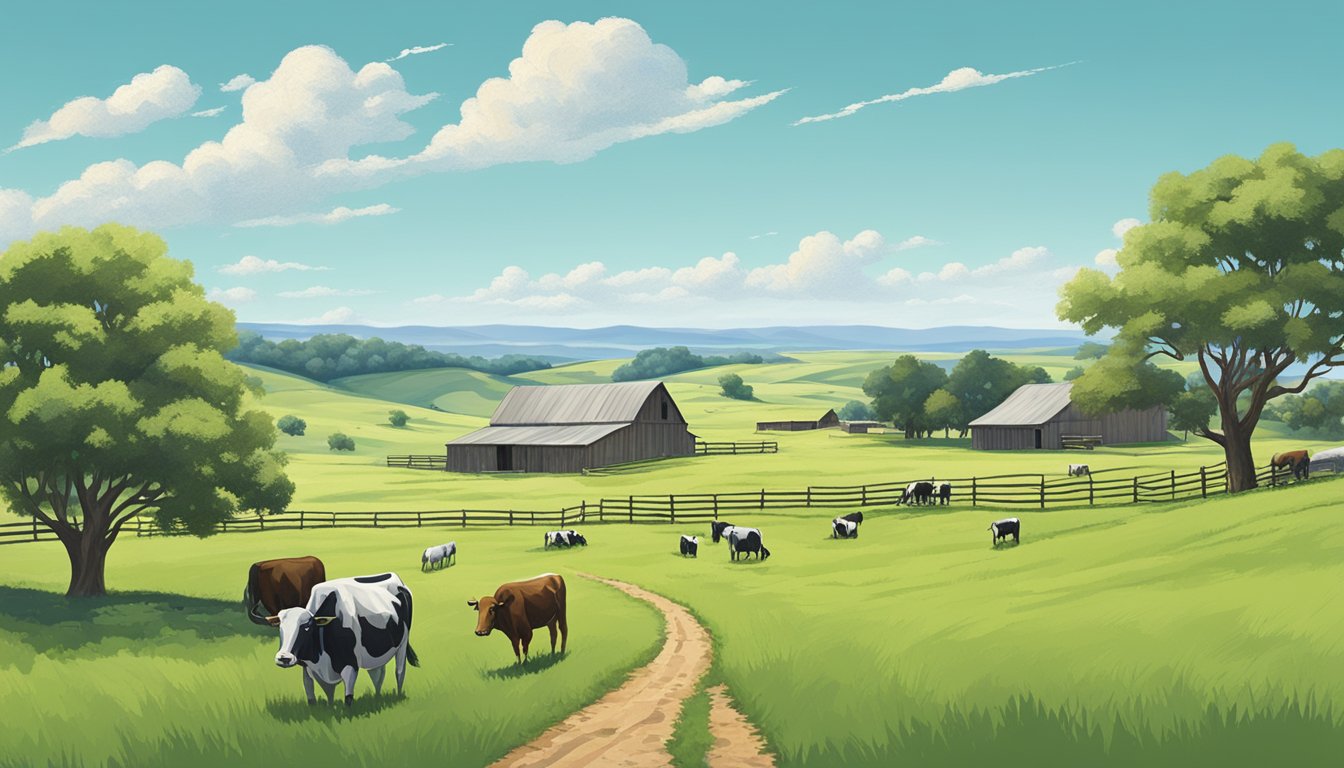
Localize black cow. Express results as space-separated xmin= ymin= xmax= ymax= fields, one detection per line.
xmin=901 ymin=481 xmax=934 ymax=506
xmin=935 ymin=482 xmax=952 ymax=506
xmin=989 ymin=517 xmax=1020 ymax=546
xmin=839 ymin=511 xmax=864 ymax=525
xmin=679 ymin=535 xmax=698 ymax=557
xmin=729 ymin=528 xmax=770 ymax=561
xmin=710 ymin=521 xmax=736 ymax=543
xmin=831 ymin=518 xmax=859 ymax=539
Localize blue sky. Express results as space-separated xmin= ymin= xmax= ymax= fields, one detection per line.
xmin=1 ymin=0 xmax=1341 ymax=328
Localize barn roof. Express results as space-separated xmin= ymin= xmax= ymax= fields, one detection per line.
xmin=490 ymin=381 xmax=663 ymax=426
xmin=968 ymin=382 xmax=1075 ymax=427
xmin=447 ymin=423 xmax=628 ymax=447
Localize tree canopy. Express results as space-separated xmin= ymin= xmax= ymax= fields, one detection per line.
xmin=1266 ymin=380 xmax=1344 ymax=438
xmin=228 ymin=332 xmax=551 ymax=382
xmin=0 ymin=225 xmax=294 ymax=596
xmin=612 ymin=346 xmax=765 ymax=382
xmin=863 ymin=356 xmax=948 ymax=438
xmin=718 ymin=372 xmax=754 ymax=400
xmin=837 ymin=399 xmax=876 ymax=421
xmin=1059 ymin=143 xmax=1344 ymax=489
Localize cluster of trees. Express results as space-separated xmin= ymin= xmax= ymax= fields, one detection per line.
xmin=838 ymin=400 xmax=876 ymax=421
xmin=862 ymin=351 xmax=1052 ymax=438
xmin=328 ymin=433 xmax=356 ymax=451
xmin=228 ymin=332 xmax=551 ymax=382
xmin=612 ymin=346 xmax=764 ymax=382
xmin=1266 ymin=381 xmax=1344 ymax=438
xmin=718 ymin=372 xmax=754 ymax=400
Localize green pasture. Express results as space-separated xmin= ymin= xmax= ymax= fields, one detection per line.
xmin=2 ymin=477 xmax=1341 ymax=766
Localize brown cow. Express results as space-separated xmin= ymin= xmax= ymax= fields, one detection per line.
xmin=1272 ymin=450 xmax=1312 ymax=481
xmin=243 ymin=556 xmax=326 ymax=626
xmin=468 ymin=572 xmax=568 ymax=664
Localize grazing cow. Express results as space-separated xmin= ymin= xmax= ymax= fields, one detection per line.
xmin=831 ymin=518 xmax=859 ymax=539
xmin=934 ymin=482 xmax=952 ymax=505
xmin=421 ymin=542 xmax=456 ymax=571
xmin=1068 ymin=464 xmax=1091 ymax=477
xmin=243 ymin=556 xmax=326 ymax=626
xmin=468 ymin=573 xmax=568 ymax=664
xmin=544 ymin=530 xmax=586 ymax=549
xmin=268 ymin=573 xmax=419 ymax=706
xmin=901 ymin=481 xmax=934 ymax=506
xmin=839 ymin=511 xmax=864 ymax=525
xmin=988 ymin=518 xmax=1021 ymax=546
xmin=679 ymin=535 xmax=699 ymax=557
xmin=728 ymin=527 xmax=771 ymax=561
xmin=1271 ymin=450 xmax=1311 ymax=480
xmin=710 ymin=520 xmax=737 ymax=543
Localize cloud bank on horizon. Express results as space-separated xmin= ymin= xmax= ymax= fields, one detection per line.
xmin=0 ymin=18 xmax=783 ymax=246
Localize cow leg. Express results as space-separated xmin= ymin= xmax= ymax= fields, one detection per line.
xmin=548 ymin=620 xmax=559 ymax=653
xmin=395 ymin=642 xmax=408 ymax=693
xmin=341 ymin=666 xmax=358 ymax=706
xmin=511 ymin=635 xmax=523 ymax=664
xmin=318 ymin=679 xmax=337 ymax=704
xmin=302 ymin=669 xmax=317 ymax=705
xmin=369 ymin=663 xmax=387 ymax=696
xmin=558 ymin=613 xmax=568 ymax=653
xmin=520 ymin=626 xmax=534 ymax=661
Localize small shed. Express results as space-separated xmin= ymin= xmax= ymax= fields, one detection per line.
xmin=757 ymin=408 xmax=840 ymax=432
xmin=969 ymin=382 xmax=1168 ymax=450
xmin=446 ymin=381 xmax=695 ymax=473
xmin=842 ymin=420 xmax=884 ymax=434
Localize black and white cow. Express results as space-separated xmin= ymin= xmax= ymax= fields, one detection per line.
xmin=710 ymin=521 xmax=736 ymax=543
xmin=421 ymin=541 xmax=456 ymax=571
xmin=268 ymin=573 xmax=419 ymax=706
xmin=1068 ymin=464 xmax=1090 ymax=477
xmin=679 ymin=535 xmax=698 ymax=557
xmin=838 ymin=511 xmax=864 ymax=525
xmin=935 ymin=482 xmax=952 ymax=505
xmin=901 ymin=481 xmax=934 ymax=506
xmin=831 ymin=518 xmax=859 ymax=539
xmin=544 ymin=530 xmax=588 ymax=549
xmin=988 ymin=518 xmax=1021 ymax=546
xmin=728 ymin=527 xmax=771 ymax=561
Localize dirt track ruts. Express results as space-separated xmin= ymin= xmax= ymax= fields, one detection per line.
xmin=488 ymin=574 xmax=773 ymax=768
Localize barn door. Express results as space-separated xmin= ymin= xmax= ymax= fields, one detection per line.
xmin=1034 ymin=429 xmax=1043 ymax=449
xmin=496 ymin=445 xmax=513 ymax=471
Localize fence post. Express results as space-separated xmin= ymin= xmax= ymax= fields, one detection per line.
xmin=299 ymin=511 xmax=305 ymax=530
xmin=1170 ymin=469 xmax=1176 ymax=500
xmin=259 ymin=515 xmax=265 ymax=531
xmin=806 ymin=486 xmax=812 ymax=508
xmin=670 ymin=495 xmax=676 ymax=525
xmin=971 ymin=477 xmax=977 ymax=507
xmin=760 ymin=488 xmax=765 ymax=510
xmin=1088 ymin=474 xmax=1094 ymax=506
xmin=373 ymin=512 xmax=378 ymax=529
xmin=1200 ymin=466 xmax=1207 ymax=499
xmin=331 ymin=513 xmax=336 ymax=528
xmin=713 ymin=495 xmax=719 ymax=520
xmin=1039 ymin=475 xmax=1045 ymax=509
xmin=1132 ymin=477 xmax=1139 ymax=504
xmin=1271 ymin=466 xmax=1278 ymax=487
xmin=33 ymin=518 xmax=39 ymax=541
xmin=462 ymin=511 xmax=467 ymax=528
xmin=580 ymin=501 xmax=586 ymax=523
xmin=629 ymin=496 xmax=634 ymax=524
xmin=418 ymin=512 xmax=423 ymax=528
xmin=509 ymin=510 xmax=514 ymax=526
xmin=861 ymin=485 xmax=867 ymax=506
xmin=598 ymin=500 xmax=603 ymax=523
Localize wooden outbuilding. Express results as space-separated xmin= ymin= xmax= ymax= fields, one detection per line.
xmin=969 ymin=382 xmax=1168 ymax=450
xmin=842 ymin=420 xmax=884 ymax=434
xmin=446 ymin=381 xmax=695 ymax=473
xmin=757 ymin=408 xmax=840 ymax=432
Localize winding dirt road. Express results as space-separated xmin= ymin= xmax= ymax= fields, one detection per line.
xmin=488 ymin=574 xmax=774 ymax=768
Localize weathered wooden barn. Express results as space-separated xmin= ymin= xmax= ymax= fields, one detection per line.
xmin=756 ymin=408 xmax=840 ymax=432
xmin=446 ymin=381 xmax=696 ymax=473
xmin=969 ymin=382 xmax=1169 ymax=450
xmin=842 ymin=420 xmax=884 ymax=434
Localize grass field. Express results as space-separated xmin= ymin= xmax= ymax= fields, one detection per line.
xmin=2 ymin=477 xmax=1340 ymax=766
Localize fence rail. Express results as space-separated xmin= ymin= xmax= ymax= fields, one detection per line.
xmin=694 ymin=440 xmax=778 ymax=455
xmin=385 ymin=455 xmax=447 ymax=470
xmin=0 ymin=460 xmax=1321 ymax=545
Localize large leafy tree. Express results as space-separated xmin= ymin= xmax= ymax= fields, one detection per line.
xmin=0 ymin=225 xmax=294 ymax=596
xmin=863 ymin=355 xmax=948 ymax=438
xmin=942 ymin=349 xmax=1052 ymax=429
xmin=1059 ymin=144 xmax=1344 ymax=490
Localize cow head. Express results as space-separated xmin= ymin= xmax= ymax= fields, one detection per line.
xmin=269 ymin=607 xmax=337 ymax=668
xmin=468 ymin=594 xmax=514 ymax=636
xmin=711 ymin=521 xmax=731 ymax=543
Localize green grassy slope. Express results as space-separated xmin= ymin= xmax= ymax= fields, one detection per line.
xmin=329 ymin=368 xmax=522 ymax=418
xmin=2 ymin=477 xmax=1340 ymax=766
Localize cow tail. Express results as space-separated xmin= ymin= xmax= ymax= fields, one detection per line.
xmin=243 ymin=563 xmax=269 ymax=626
xmin=405 ymin=643 xmax=421 ymax=667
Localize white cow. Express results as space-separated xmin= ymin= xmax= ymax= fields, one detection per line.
xmin=1068 ymin=464 xmax=1091 ymax=476
xmin=269 ymin=573 xmax=419 ymax=706
xmin=421 ymin=541 xmax=456 ymax=571
xmin=831 ymin=518 xmax=859 ymax=539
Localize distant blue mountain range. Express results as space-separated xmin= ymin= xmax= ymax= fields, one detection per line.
xmin=238 ymin=323 xmax=1094 ymax=362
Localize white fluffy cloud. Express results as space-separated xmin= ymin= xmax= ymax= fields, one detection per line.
xmin=1095 ymin=217 xmax=1141 ymax=268
xmin=191 ymin=106 xmax=226 ymax=118
xmin=386 ymin=43 xmax=451 ymax=62
xmin=218 ymin=255 xmax=329 ymax=275
xmin=207 ymin=286 xmax=257 ymax=304
xmin=306 ymin=306 xmax=358 ymax=324
xmin=277 ymin=286 xmax=377 ymax=299
xmin=0 ymin=21 xmax=779 ymax=245
xmin=10 ymin=65 xmax=201 ymax=150
xmin=745 ymin=230 xmax=890 ymax=296
xmin=235 ymin=203 xmax=399 ymax=228
xmin=1112 ymin=217 xmax=1141 ymax=238
xmin=795 ymin=62 xmax=1075 ymax=125
xmin=1094 ymin=248 xmax=1118 ymax=267
xmin=219 ymin=74 xmax=256 ymax=92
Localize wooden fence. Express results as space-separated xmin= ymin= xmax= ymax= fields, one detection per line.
xmin=0 ymin=460 xmax=1315 ymax=545
xmin=385 ymin=455 xmax=448 ymax=470
xmin=694 ymin=440 xmax=779 ymax=455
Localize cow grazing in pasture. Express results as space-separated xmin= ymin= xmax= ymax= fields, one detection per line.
xmin=268 ymin=572 xmax=419 ymax=706
xmin=1068 ymin=464 xmax=1091 ymax=476
xmin=680 ymin=535 xmax=699 ymax=557
xmin=243 ymin=556 xmax=326 ymax=626
xmin=544 ymin=530 xmax=588 ymax=549
xmin=421 ymin=542 xmax=456 ymax=571
xmin=989 ymin=518 xmax=1021 ymax=546
xmin=728 ymin=527 xmax=771 ymax=561
xmin=838 ymin=511 xmax=864 ymax=525
xmin=468 ymin=572 xmax=568 ymax=664
xmin=901 ymin=481 xmax=934 ymax=506
xmin=831 ymin=518 xmax=859 ymax=539
xmin=1271 ymin=450 xmax=1311 ymax=480
xmin=934 ymin=482 xmax=952 ymax=505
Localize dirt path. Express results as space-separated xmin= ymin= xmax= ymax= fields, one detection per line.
xmin=489 ymin=574 xmax=772 ymax=768
xmin=706 ymin=685 xmax=776 ymax=768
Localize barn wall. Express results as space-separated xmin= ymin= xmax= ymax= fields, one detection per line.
xmin=971 ymin=404 xmax=1169 ymax=450
xmin=586 ymin=423 xmax=696 ymax=467
xmin=816 ymin=410 xmax=840 ymax=428
xmin=634 ymin=384 xmax=688 ymax=425
xmin=446 ymin=443 xmax=589 ymax=473
xmin=756 ymin=420 xmax=818 ymax=431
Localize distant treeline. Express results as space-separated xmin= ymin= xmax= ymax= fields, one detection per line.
xmin=612 ymin=346 xmax=766 ymax=382
xmin=228 ymin=332 xmax=552 ymax=382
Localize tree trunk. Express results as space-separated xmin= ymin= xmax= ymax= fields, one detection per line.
xmin=1222 ymin=425 xmax=1258 ymax=493
xmin=61 ymin=528 xmax=110 ymax=597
